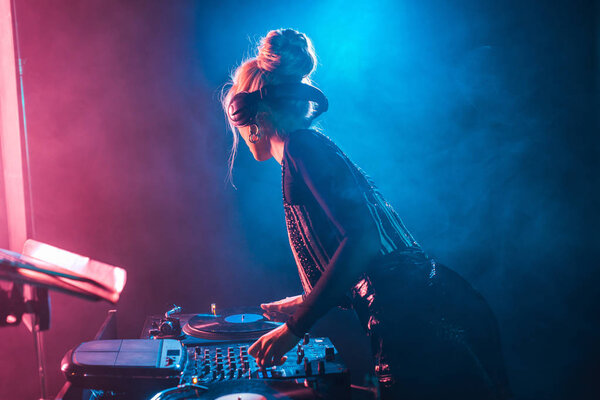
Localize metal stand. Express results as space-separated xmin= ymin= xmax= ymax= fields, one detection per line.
xmin=24 ymin=285 xmax=50 ymax=400
xmin=0 ymin=283 xmax=50 ymax=399
xmin=33 ymin=324 xmax=48 ymax=400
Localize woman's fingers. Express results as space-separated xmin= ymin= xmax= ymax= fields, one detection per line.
xmin=250 ymin=342 xmax=286 ymax=368
xmin=262 ymin=310 xmax=288 ymax=322
xmin=272 ymin=355 xmax=288 ymax=366
xmin=249 ymin=324 xmax=298 ymax=367
xmin=248 ymin=338 xmax=262 ymax=358
xmin=249 ymin=337 xmax=274 ymax=367
xmin=261 ymin=295 xmax=303 ymax=315
xmin=263 ymin=347 xmax=287 ymax=367
xmin=261 ymin=302 xmax=281 ymax=313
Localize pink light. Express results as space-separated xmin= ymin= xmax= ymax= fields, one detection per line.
xmin=0 ymin=0 xmax=29 ymax=252
xmin=23 ymin=240 xmax=127 ymax=303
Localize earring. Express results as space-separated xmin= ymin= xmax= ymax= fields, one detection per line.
xmin=248 ymin=124 xmax=261 ymax=143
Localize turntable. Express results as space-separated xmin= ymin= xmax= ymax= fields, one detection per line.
xmin=183 ymin=307 xmax=282 ymax=341
xmin=142 ymin=306 xmax=283 ymax=344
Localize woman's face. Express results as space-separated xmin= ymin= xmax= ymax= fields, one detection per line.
xmin=238 ymin=125 xmax=273 ymax=162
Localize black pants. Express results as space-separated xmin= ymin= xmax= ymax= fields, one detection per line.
xmin=358 ymin=260 xmax=511 ymax=400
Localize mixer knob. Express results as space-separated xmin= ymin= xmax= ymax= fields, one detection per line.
xmin=202 ymin=364 xmax=210 ymax=375
xmin=296 ymin=345 xmax=305 ymax=364
xmin=211 ymin=370 xmax=217 ymax=380
xmin=243 ymin=360 xmax=250 ymax=371
xmin=228 ymin=369 xmax=235 ymax=378
xmin=318 ymin=360 xmax=325 ymax=374
xmin=304 ymin=358 xmax=312 ymax=376
xmin=216 ymin=362 xmax=223 ymax=371
xmin=159 ymin=320 xmax=175 ymax=335
xmin=303 ymin=333 xmax=310 ymax=345
xmin=229 ymin=361 xmax=236 ymax=370
xmin=195 ymin=347 xmax=202 ymax=355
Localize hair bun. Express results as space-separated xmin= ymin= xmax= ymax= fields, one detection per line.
xmin=256 ymin=29 xmax=316 ymax=80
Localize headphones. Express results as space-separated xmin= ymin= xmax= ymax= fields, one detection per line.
xmin=227 ymin=83 xmax=328 ymax=127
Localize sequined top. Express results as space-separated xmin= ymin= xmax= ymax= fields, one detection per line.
xmin=282 ymin=129 xmax=427 ymax=335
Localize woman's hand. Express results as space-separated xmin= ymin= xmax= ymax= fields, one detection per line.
xmin=248 ymin=323 xmax=301 ymax=367
xmin=261 ymin=295 xmax=303 ymax=322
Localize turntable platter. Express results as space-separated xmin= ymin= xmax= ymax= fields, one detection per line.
xmin=152 ymin=380 xmax=316 ymax=400
xmin=182 ymin=307 xmax=282 ymax=341
xmin=215 ymin=394 xmax=266 ymax=400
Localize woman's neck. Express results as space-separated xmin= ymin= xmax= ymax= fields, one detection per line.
xmin=269 ymin=125 xmax=308 ymax=164
xmin=269 ymin=134 xmax=286 ymax=165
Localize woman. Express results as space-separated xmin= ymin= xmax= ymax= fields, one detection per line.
xmin=223 ymin=28 xmax=511 ymax=399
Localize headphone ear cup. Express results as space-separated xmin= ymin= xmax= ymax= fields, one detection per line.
xmin=228 ymin=91 xmax=258 ymax=127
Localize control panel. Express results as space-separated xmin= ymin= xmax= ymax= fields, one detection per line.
xmin=180 ymin=334 xmax=346 ymax=385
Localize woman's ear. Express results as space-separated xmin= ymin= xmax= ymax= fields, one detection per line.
xmin=256 ymin=112 xmax=277 ymax=136
xmin=255 ymin=111 xmax=269 ymax=126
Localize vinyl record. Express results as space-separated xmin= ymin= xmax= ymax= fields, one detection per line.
xmin=151 ymin=380 xmax=317 ymax=400
xmin=182 ymin=307 xmax=282 ymax=341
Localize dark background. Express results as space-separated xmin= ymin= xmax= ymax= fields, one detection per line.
xmin=0 ymin=0 xmax=598 ymax=399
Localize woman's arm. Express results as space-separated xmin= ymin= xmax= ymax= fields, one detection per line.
xmin=286 ymin=233 xmax=380 ymax=336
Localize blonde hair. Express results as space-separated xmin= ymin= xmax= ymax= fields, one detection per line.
xmin=221 ymin=28 xmax=318 ymax=183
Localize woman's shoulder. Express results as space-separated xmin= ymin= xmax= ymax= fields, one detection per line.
xmin=285 ymin=129 xmax=339 ymax=160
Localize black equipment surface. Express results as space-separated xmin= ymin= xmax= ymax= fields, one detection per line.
xmin=61 ymin=339 xmax=185 ymax=396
